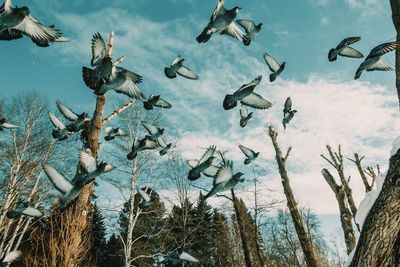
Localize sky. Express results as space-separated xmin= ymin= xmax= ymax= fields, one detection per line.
xmin=1 ymin=0 xmax=399 ymax=250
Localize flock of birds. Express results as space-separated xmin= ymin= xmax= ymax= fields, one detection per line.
xmin=1 ymin=0 xmax=400 ymax=265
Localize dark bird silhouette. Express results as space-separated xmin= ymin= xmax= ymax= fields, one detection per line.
xmin=328 ymin=36 xmax=363 ymax=62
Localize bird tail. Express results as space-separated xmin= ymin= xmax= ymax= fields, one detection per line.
xmin=6 ymin=210 xmax=20 ymax=219
xmin=240 ymin=119 xmax=246 ymax=128
xmin=82 ymin=67 xmax=98 ymax=90
xmin=328 ymin=49 xmax=337 ymax=62
xmin=244 ymin=158 xmax=251 ymax=165
xmin=196 ymin=27 xmax=212 ymax=43
xmin=223 ymin=94 xmax=237 ymax=110
xmin=242 ymin=35 xmax=251 ymax=46
xmin=269 ymin=73 xmax=277 ymax=82
xmin=104 ymin=135 xmax=114 ymax=141
xmin=354 ymin=67 xmax=363 ymax=80
xmin=188 ymin=169 xmax=201 ymax=181
xmin=164 ymin=67 xmax=177 ymax=79
xmin=127 ymin=151 xmax=137 ymax=160
xmin=143 ymin=101 xmax=153 ymax=110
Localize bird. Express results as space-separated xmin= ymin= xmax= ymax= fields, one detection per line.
xmin=157 ymin=137 xmax=172 ymax=156
xmin=48 ymin=112 xmax=71 ymax=141
xmin=328 ymin=37 xmax=363 ymax=62
xmin=6 ymin=201 xmax=43 ymax=219
xmin=161 ymin=248 xmax=199 ymax=266
xmin=239 ymin=104 xmax=252 ymax=128
xmin=0 ymin=0 xmax=68 ymax=47
xmin=223 ymin=75 xmax=273 ymax=110
xmin=143 ymin=95 xmax=172 ymax=110
xmin=141 ymin=121 xmax=164 ymax=141
xmin=42 ymin=163 xmax=90 ymax=211
xmin=204 ymin=161 xmax=244 ymax=199
xmin=78 ymin=149 xmax=114 ymax=180
xmin=164 ymin=55 xmax=199 ymax=80
xmin=196 ymin=0 xmax=243 ymax=43
xmin=239 ymin=145 xmax=259 ymax=165
xmin=187 ymin=159 xmax=219 ymax=178
xmin=236 ymin=19 xmax=262 ymax=46
xmin=56 ymin=100 xmax=90 ymax=133
xmin=127 ymin=137 xmax=158 ymax=160
xmin=0 ymin=250 xmax=22 ymax=267
xmin=137 ymin=187 xmax=157 ymax=209
xmin=187 ymin=145 xmax=216 ymax=181
xmin=0 ymin=117 xmax=18 ymax=131
xmin=283 ymin=97 xmax=297 ymax=130
xmin=354 ymin=41 xmax=400 ymax=79
xmin=263 ymin=52 xmax=286 ymax=82
xmin=104 ymin=127 xmax=127 ymax=141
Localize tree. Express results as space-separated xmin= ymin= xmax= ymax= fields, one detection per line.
xmin=390 ymin=0 xmax=400 ymax=108
xmin=85 ymin=204 xmax=107 ymax=267
xmin=211 ymin=209 xmax=235 ymax=266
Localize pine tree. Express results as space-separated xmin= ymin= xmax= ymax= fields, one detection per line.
xmin=104 ymin=234 xmax=124 ymax=266
xmin=211 ymin=209 xmax=234 ymax=266
xmin=86 ymin=204 xmax=107 ymax=267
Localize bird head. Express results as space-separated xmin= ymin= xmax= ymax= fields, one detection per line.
xmin=234 ymin=6 xmax=242 ymax=13
xmin=281 ymin=62 xmax=287 ymax=69
xmin=328 ymin=49 xmax=337 ymax=62
xmin=257 ymin=23 xmax=263 ymax=29
xmin=18 ymin=6 xmax=30 ymax=15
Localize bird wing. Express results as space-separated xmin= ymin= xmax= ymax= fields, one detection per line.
xmin=368 ymin=41 xmax=400 ymax=58
xmin=56 ymin=100 xmax=78 ymax=122
xmin=220 ymin=22 xmax=244 ymax=41
xmin=137 ymin=187 xmax=151 ymax=202
xmin=143 ymin=139 xmax=158 ymax=149
xmin=103 ymin=164 xmax=115 ymax=173
xmin=236 ymin=19 xmax=255 ymax=34
xmin=284 ymin=97 xmax=292 ymax=112
xmin=141 ymin=121 xmax=158 ymax=135
xmin=212 ymin=0 xmax=225 ymax=22
xmin=339 ymin=47 xmax=363 ymax=58
xmin=187 ymin=159 xmax=199 ymax=168
xmin=337 ymin=36 xmax=361 ymax=49
xmin=154 ymin=98 xmax=172 ymax=108
xmin=366 ymin=60 xmax=393 ymax=72
xmin=156 ymin=137 xmax=167 ymax=147
xmin=239 ymin=104 xmax=249 ymax=118
xmin=263 ymin=52 xmax=281 ymax=72
xmin=79 ymin=149 xmax=97 ymax=173
xmin=198 ymin=145 xmax=216 ymax=164
xmin=180 ymin=251 xmax=200 ymax=263
xmin=203 ymin=165 xmax=219 ymax=177
xmin=236 ymin=75 xmax=262 ymax=94
xmin=107 ymin=70 xmax=144 ymax=100
xmin=241 ymin=92 xmax=273 ymax=110
xmin=116 ymin=67 xmax=143 ymax=84
xmin=239 ymin=144 xmax=253 ymax=158
xmin=1 ymin=122 xmax=19 ymax=129
xmin=48 ymin=112 xmax=65 ymax=130
xmin=2 ymin=250 xmax=22 ymax=264
xmin=22 ymin=206 xmax=43 ymax=217
xmin=171 ymin=55 xmax=183 ymax=66
xmin=91 ymin=32 xmax=106 ymax=67
xmin=42 ymin=163 xmax=73 ymax=194
xmin=0 ymin=0 xmax=12 ymax=13
xmin=214 ymin=161 xmax=233 ymax=185
xmin=104 ymin=126 xmax=112 ymax=134
xmin=117 ymin=128 xmax=128 ymax=136
xmin=13 ymin=15 xmax=63 ymax=46
xmin=176 ymin=65 xmax=199 ymax=80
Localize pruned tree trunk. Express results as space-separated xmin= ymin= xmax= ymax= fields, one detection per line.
xmin=349 ymin=149 xmax=400 ymax=266
xmin=390 ymin=0 xmax=400 ymax=108
xmin=348 ymin=153 xmax=373 ymax=193
xmin=268 ymin=127 xmax=321 ymax=267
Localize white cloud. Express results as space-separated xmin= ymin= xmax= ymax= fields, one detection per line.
xmin=345 ymin=0 xmax=383 ymax=17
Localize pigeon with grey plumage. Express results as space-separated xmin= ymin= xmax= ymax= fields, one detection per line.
xmin=282 ymin=97 xmax=297 ymax=130
xmin=328 ymin=37 xmax=363 ymax=62
xmin=161 ymin=248 xmax=199 ymax=266
xmin=0 ymin=0 xmax=68 ymax=47
xmin=223 ymin=75 xmax=273 ymax=110
xmin=204 ymin=161 xmax=244 ymax=199
xmin=164 ymin=55 xmax=199 ymax=80
xmin=0 ymin=117 xmax=18 ymax=131
xmin=239 ymin=145 xmax=259 ymax=165
xmin=42 ymin=163 xmax=91 ymax=211
xmin=141 ymin=121 xmax=164 ymax=141
xmin=187 ymin=159 xmax=219 ymax=178
xmin=187 ymin=145 xmax=216 ymax=181
xmin=354 ymin=41 xmax=400 ymax=79
xmin=143 ymin=95 xmax=172 ymax=110
xmin=48 ymin=112 xmax=71 ymax=141
xmin=127 ymin=136 xmax=158 ymax=160
xmin=0 ymin=250 xmax=22 ymax=267
xmin=78 ymin=149 xmax=114 ymax=181
xmin=56 ymin=100 xmax=90 ymax=133
xmin=236 ymin=19 xmax=262 ymax=46
xmin=239 ymin=104 xmax=252 ymax=128
xmin=137 ymin=187 xmax=158 ymax=209
xmin=104 ymin=127 xmax=127 ymax=141
xmin=263 ymin=52 xmax=286 ymax=82
xmin=6 ymin=201 xmax=43 ymax=219
xmin=196 ymin=0 xmax=243 ymax=43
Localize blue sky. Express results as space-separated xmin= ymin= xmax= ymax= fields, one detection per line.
xmin=1 ymin=0 xmax=399 ymax=251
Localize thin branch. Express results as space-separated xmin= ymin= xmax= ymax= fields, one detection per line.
xmin=102 ymin=99 xmax=135 ymax=126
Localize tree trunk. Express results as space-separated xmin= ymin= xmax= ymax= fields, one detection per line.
xmin=349 ymin=149 xmax=400 ymax=266
xmin=268 ymin=127 xmax=321 ymax=267
xmin=390 ymin=0 xmax=400 ymax=108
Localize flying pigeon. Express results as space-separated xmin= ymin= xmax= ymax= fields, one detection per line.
xmin=196 ymin=0 xmax=243 ymax=43
xmin=0 ymin=0 xmax=68 ymax=47
xmin=42 ymin=163 xmax=90 ymax=211
xmin=161 ymin=248 xmax=199 ymax=266
xmin=56 ymin=100 xmax=90 ymax=132
xmin=127 ymin=137 xmax=158 ymax=160
xmin=164 ymin=55 xmax=199 ymax=80
xmin=236 ymin=19 xmax=262 ymax=46
xmin=104 ymin=127 xmax=127 ymax=141
xmin=157 ymin=137 xmax=172 ymax=156
xmin=239 ymin=104 xmax=252 ymax=128
xmin=0 ymin=117 xmax=18 ymax=131
xmin=328 ymin=37 xmax=363 ymax=62
xmin=187 ymin=145 xmax=216 ymax=181
xmin=0 ymin=250 xmax=22 ymax=267
xmin=204 ymin=161 xmax=244 ymax=199
xmin=223 ymin=75 xmax=273 ymax=110
xmin=78 ymin=149 xmax=114 ymax=180
xmin=282 ymin=97 xmax=297 ymax=130
xmin=6 ymin=201 xmax=43 ymax=219
xmin=239 ymin=145 xmax=259 ymax=165
xmin=355 ymin=41 xmax=400 ymax=79
xmin=187 ymin=160 xmax=219 ymax=178
xmin=137 ymin=187 xmax=157 ymax=209
xmin=48 ymin=112 xmax=71 ymax=141
xmin=141 ymin=121 xmax=164 ymax=141
xmin=143 ymin=95 xmax=172 ymax=110
xmin=263 ymin=52 xmax=286 ymax=82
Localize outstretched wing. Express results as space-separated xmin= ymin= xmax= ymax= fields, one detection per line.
xmin=91 ymin=32 xmax=106 ymax=67
xmin=241 ymin=92 xmax=273 ymax=110
xmin=137 ymin=187 xmax=151 ymax=202
xmin=236 ymin=19 xmax=255 ymax=34
xmin=79 ymin=149 xmax=97 ymax=173
xmin=198 ymin=145 xmax=216 ymax=164
xmin=366 ymin=60 xmax=393 ymax=72
xmin=48 ymin=112 xmax=65 ymax=129
xmin=56 ymin=100 xmax=78 ymax=121
xmin=180 ymin=251 xmax=200 ymax=263
xmin=42 ymin=163 xmax=73 ymax=194
xmin=336 ymin=36 xmax=361 ymax=49
xmin=368 ymin=41 xmax=400 ymax=58
xmin=154 ymin=98 xmax=172 ymax=108
xmin=22 ymin=206 xmax=43 ymax=218
xmin=338 ymin=47 xmax=363 ymax=58
xmin=239 ymin=144 xmax=253 ymax=158
xmin=214 ymin=161 xmax=233 ymax=185
xmin=176 ymin=65 xmax=199 ymax=80
xmin=220 ymin=22 xmax=244 ymax=41
xmin=263 ymin=52 xmax=281 ymax=72
xmin=2 ymin=250 xmax=22 ymax=264
xmin=239 ymin=104 xmax=249 ymax=118
xmin=141 ymin=121 xmax=158 ymax=135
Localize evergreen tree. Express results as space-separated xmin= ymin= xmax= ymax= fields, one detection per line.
xmin=104 ymin=234 xmax=124 ymax=266
xmin=211 ymin=209 xmax=235 ymax=266
xmin=87 ymin=204 xmax=108 ymax=267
